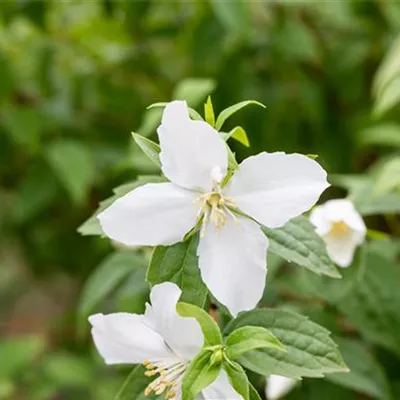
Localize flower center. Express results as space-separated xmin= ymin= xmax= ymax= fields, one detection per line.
xmin=329 ymin=220 xmax=350 ymax=237
xmin=143 ymin=359 xmax=187 ymax=399
xmin=197 ymin=190 xmax=236 ymax=233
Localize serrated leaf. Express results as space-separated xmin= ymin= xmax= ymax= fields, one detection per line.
xmin=45 ymin=139 xmax=95 ymax=205
xmin=215 ymin=100 xmax=266 ymax=131
xmin=225 ymin=326 xmax=285 ymax=360
xmin=224 ymin=361 xmax=249 ymax=400
xmin=79 ymin=251 xmax=146 ymax=317
xmin=204 ymin=96 xmax=215 ymax=127
xmin=326 ymin=337 xmax=391 ymax=399
xmin=147 ymin=236 xmax=208 ymax=308
xmin=177 ymin=302 xmax=222 ymax=346
xmin=182 ymin=350 xmax=221 ymax=400
xmin=337 ymin=247 xmax=400 ymax=357
xmin=262 ymin=216 xmax=341 ymax=279
xmin=131 ymin=132 xmax=161 ymax=167
xmin=224 ymin=309 xmax=347 ymax=379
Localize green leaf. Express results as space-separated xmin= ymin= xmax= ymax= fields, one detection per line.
xmin=215 ymin=100 xmax=266 ymax=131
xmin=336 ymin=246 xmax=400 ymax=357
xmin=131 ymin=132 xmax=161 ymax=167
xmin=78 ymin=251 xmax=146 ymax=317
xmin=225 ymin=326 xmax=285 ymax=360
xmin=147 ymin=236 xmax=208 ymax=308
xmin=221 ymin=126 xmax=250 ymax=147
xmin=262 ymin=216 xmax=341 ymax=279
xmin=224 ymin=309 xmax=347 ymax=379
xmin=224 ymin=361 xmax=249 ymax=400
xmin=114 ymin=365 xmax=159 ymax=400
xmin=372 ymin=156 xmax=400 ymax=195
xmin=204 ymin=96 xmax=215 ymax=127
xmin=173 ymin=78 xmax=216 ymax=107
xmin=182 ymin=350 xmax=221 ymax=400
xmin=45 ymin=139 xmax=95 ymax=205
xmin=326 ymin=337 xmax=391 ymax=399
xmin=78 ymin=176 xmax=165 ymax=236
xmin=177 ymin=302 xmax=222 ymax=346
xmin=374 ymin=77 xmax=400 ymax=118
xmin=358 ymin=123 xmax=400 ymax=148
xmin=249 ymin=383 xmax=263 ymax=400
xmin=210 ymin=0 xmax=250 ymax=35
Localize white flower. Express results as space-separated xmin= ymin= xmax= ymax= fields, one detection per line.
xmin=310 ymin=199 xmax=366 ymax=267
xmin=89 ymin=282 xmax=241 ymax=400
xmin=265 ymin=375 xmax=297 ymax=400
xmin=98 ymin=100 xmax=329 ymax=316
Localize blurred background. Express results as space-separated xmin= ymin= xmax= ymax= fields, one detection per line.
xmin=1 ymin=1 xmax=400 ymax=399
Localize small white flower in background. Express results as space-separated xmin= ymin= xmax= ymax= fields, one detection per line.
xmin=265 ymin=375 xmax=297 ymax=400
xmin=98 ymin=100 xmax=329 ymax=316
xmin=310 ymin=199 xmax=366 ymax=267
xmin=89 ymin=282 xmax=242 ymax=400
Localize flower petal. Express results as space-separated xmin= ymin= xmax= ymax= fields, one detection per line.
xmin=97 ymin=182 xmax=198 ymax=246
xmin=201 ymin=369 xmax=242 ymax=399
xmin=324 ymin=232 xmax=362 ymax=268
xmin=226 ymin=152 xmax=329 ymax=228
xmin=265 ymin=375 xmax=297 ymax=400
xmin=158 ymin=101 xmax=228 ymax=191
xmin=148 ymin=282 xmax=204 ymax=361
xmin=198 ymin=216 xmax=268 ymax=316
xmin=88 ymin=313 xmax=176 ymax=365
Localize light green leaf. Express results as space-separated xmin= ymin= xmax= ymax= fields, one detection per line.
xmin=221 ymin=126 xmax=250 ymax=147
xmin=358 ymin=123 xmax=400 ymax=148
xmin=137 ymin=108 xmax=163 ymax=137
xmin=372 ymin=156 xmax=400 ymax=195
xmin=177 ymin=302 xmax=222 ymax=346
xmin=215 ymin=100 xmax=266 ymax=131
xmin=249 ymin=383 xmax=263 ymax=400
xmin=182 ymin=350 xmax=221 ymax=400
xmin=262 ymin=216 xmax=341 ymax=279
xmin=131 ymin=132 xmax=161 ymax=167
xmin=78 ymin=176 xmax=165 ymax=236
xmin=147 ymin=236 xmax=207 ymax=308
xmin=78 ymin=251 xmax=146 ymax=317
xmin=204 ymin=96 xmax=215 ymax=127
xmin=45 ymin=139 xmax=95 ymax=205
xmin=224 ymin=309 xmax=347 ymax=379
xmin=225 ymin=326 xmax=285 ymax=360
xmin=224 ymin=361 xmax=249 ymax=400
xmin=326 ymin=338 xmax=391 ymax=399
xmin=173 ymin=78 xmax=216 ymax=107
xmin=374 ymin=77 xmax=400 ymax=118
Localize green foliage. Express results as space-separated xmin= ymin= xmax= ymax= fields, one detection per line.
xmin=224 ymin=361 xmax=250 ymax=400
xmin=224 ymin=309 xmax=347 ymax=379
xmin=1 ymin=1 xmax=400 ymax=399
xmin=262 ymin=216 xmax=341 ymax=279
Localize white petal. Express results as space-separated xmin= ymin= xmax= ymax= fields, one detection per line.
xmin=148 ymin=282 xmax=204 ymax=361
xmin=198 ymin=216 xmax=268 ymax=316
xmin=266 ymin=375 xmax=297 ymax=400
xmin=324 ymin=232 xmax=362 ymax=268
xmin=158 ymin=100 xmax=228 ymax=191
xmin=88 ymin=313 xmax=176 ymax=365
xmin=201 ymin=370 xmax=242 ymax=399
xmin=97 ymin=182 xmax=198 ymax=246
xmin=309 ymin=205 xmax=331 ymax=236
xmin=225 ymin=152 xmax=329 ymax=228
xmin=319 ymin=199 xmax=366 ymax=235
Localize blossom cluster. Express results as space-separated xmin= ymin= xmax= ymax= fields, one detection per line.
xmin=87 ymin=100 xmax=365 ymax=399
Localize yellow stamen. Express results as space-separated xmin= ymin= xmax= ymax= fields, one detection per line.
xmin=329 ymin=220 xmax=350 ymax=237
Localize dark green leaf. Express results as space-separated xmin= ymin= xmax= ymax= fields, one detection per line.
xmin=147 ymin=236 xmax=208 ymax=308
